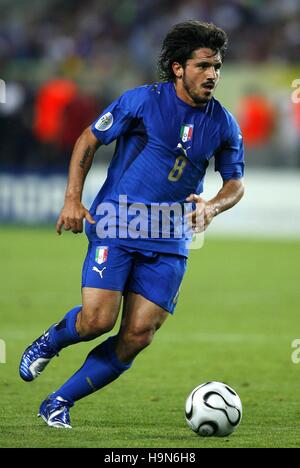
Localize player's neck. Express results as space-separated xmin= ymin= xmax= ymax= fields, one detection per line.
xmin=173 ymin=81 xmax=207 ymax=109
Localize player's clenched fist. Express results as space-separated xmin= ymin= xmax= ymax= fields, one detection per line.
xmin=56 ymin=200 xmax=95 ymax=235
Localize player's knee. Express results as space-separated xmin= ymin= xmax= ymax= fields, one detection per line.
xmin=78 ymin=309 xmax=115 ymax=338
xmin=122 ymin=326 xmax=155 ymax=353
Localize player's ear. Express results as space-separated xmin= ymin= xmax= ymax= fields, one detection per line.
xmin=172 ymin=62 xmax=183 ymax=79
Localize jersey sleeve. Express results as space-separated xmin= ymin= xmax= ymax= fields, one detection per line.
xmin=214 ymin=113 xmax=244 ymax=180
xmin=91 ymin=88 xmax=143 ymax=145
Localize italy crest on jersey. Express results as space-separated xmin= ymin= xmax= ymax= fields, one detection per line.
xmin=180 ymin=124 xmax=194 ymax=143
xmin=95 ymin=246 xmax=109 ymax=265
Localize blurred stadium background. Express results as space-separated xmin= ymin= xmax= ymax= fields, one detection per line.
xmin=0 ymin=0 xmax=299 ymax=233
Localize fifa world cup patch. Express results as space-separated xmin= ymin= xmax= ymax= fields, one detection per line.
xmin=95 ymin=246 xmax=109 ymax=265
xmin=95 ymin=112 xmax=113 ymax=131
xmin=180 ymin=124 xmax=194 ymax=143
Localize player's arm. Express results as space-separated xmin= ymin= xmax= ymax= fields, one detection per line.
xmin=56 ymin=126 xmax=102 ymax=235
xmin=187 ymin=178 xmax=244 ymax=232
xmin=187 ymin=112 xmax=245 ymax=232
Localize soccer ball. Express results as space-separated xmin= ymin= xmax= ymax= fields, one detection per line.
xmin=185 ymin=381 xmax=242 ymax=437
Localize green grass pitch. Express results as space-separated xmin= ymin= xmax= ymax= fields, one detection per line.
xmin=0 ymin=227 xmax=300 ymax=448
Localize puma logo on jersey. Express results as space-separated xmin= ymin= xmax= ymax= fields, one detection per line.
xmin=92 ymin=266 xmax=106 ymax=278
xmin=177 ymin=143 xmax=191 ymax=157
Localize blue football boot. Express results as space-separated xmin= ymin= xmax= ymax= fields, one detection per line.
xmin=19 ymin=328 xmax=58 ymax=382
xmin=38 ymin=395 xmax=73 ymax=429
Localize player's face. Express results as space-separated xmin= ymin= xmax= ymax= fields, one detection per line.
xmin=174 ymin=48 xmax=222 ymax=107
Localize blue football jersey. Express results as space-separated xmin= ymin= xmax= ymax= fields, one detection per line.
xmin=87 ymin=82 xmax=244 ymax=256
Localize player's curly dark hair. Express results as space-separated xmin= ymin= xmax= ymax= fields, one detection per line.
xmin=158 ymin=21 xmax=228 ymax=82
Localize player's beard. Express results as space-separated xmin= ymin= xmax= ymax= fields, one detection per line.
xmin=182 ymin=73 xmax=214 ymax=106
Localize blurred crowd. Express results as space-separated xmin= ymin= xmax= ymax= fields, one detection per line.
xmin=0 ymin=0 xmax=299 ymax=170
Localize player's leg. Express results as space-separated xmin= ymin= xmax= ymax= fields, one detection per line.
xmin=39 ymin=292 xmax=168 ymax=428
xmin=37 ymin=251 xmax=186 ymax=428
xmin=19 ymin=242 xmax=131 ymax=382
xmin=76 ymin=287 xmax=122 ymax=339
xmin=37 ymin=293 xmax=131 ymax=428
xmin=113 ymin=251 xmax=187 ymax=362
xmin=19 ymin=289 xmax=122 ymax=382
xmin=44 ymin=293 xmax=136 ymax=406
xmin=50 ymin=242 xmax=126 ymax=347
xmin=115 ymin=292 xmax=169 ymax=362
xmin=63 ymin=249 xmax=186 ymax=394
xmin=48 ymin=287 xmax=122 ymax=350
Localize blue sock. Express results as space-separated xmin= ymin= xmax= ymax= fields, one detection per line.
xmin=51 ymin=335 xmax=132 ymax=404
xmin=48 ymin=306 xmax=82 ymax=353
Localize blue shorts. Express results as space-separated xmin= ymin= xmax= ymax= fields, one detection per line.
xmin=81 ymin=242 xmax=187 ymax=314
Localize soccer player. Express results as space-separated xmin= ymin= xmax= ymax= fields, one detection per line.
xmin=20 ymin=21 xmax=244 ymax=428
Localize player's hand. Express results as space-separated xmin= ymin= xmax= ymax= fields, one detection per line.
xmin=185 ymin=194 xmax=218 ymax=232
xmin=56 ymin=200 xmax=96 ymax=235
